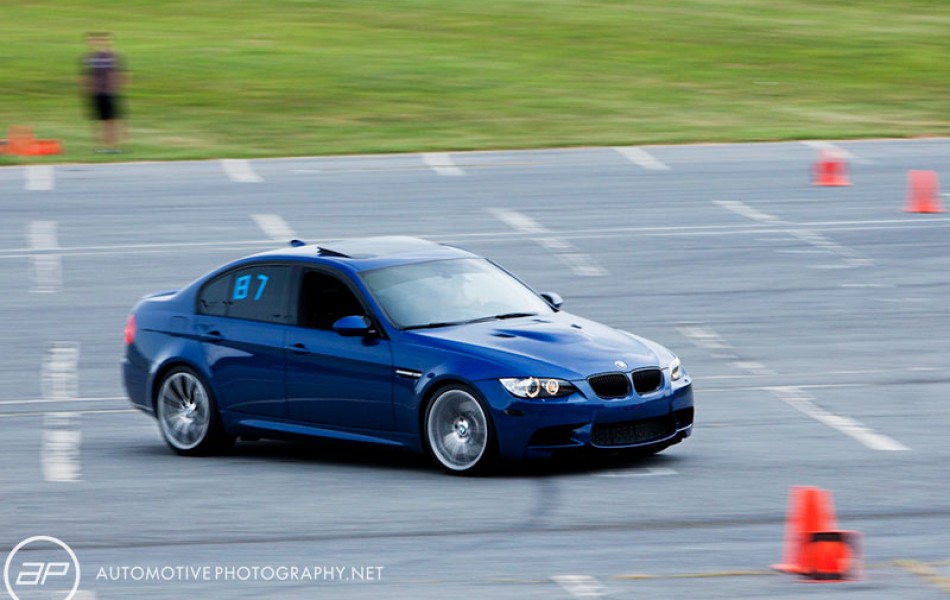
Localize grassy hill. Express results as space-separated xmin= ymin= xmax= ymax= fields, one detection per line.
xmin=2 ymin=0 xmax=948 ymax=163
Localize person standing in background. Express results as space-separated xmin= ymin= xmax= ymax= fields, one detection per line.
xmin=80 ymin=32 xmax=127 ymax=153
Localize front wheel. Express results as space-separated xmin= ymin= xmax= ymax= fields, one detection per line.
xmin=156 ymin=367 xmax=234 ymax=456
xmin=424 ymin=385 xmax=496 ymax=475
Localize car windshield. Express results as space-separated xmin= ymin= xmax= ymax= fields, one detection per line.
xmin=361 ymin=258 xmax=554 ymax=329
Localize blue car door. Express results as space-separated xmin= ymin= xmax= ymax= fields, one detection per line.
xmin=284 ymin=269 xmax=394 ymax=430
xmin=194 ymin=264 xmax=294 ymax=419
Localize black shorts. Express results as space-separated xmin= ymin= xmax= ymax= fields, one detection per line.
xmin=90 ymin=93 xmax=121 ymax=121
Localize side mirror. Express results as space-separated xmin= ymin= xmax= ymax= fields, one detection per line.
xmin=540 ymin=292 xmax=563 ymax=310
xmin=332 ymin=315 xmax=373 ymax=337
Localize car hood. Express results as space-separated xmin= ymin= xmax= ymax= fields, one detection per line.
xmin=407 ymin=312 xmax=666 ymax=380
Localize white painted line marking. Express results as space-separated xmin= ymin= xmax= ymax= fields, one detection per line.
xmin=0 ymin=408 xmax=137 ymax=419
xmin=802 ymin=140 xmax=850 ymax=156
xmin=220 ymin=159 xmax=263 ymax=183
xmin=252 ymin=214 xmax=297 ymax=241
xmin=552 ymin=574 xmax=609 ymax=598
xmin=27 ymin=221 xmax=59 ymax=251
xmin=556 ymin=253 xmax=607 ymax=276
xmin=678 ymin=325 xmax=731 ymax=350
xmin=0 ymin=215 xmax=945 ymax=256
xmin=0 ymin=396 xmax=124 ymax=406
xmin=788 ymin=228 xmax=873 ymax=267
xmin=732 ymin=361 xmax=775 ymax=376
xmin=42 ymin=342 xmax=80 ymax=401
xmin=618 ymin=221 xmax=950 ymax=241
xmin=680 ymin=326 xmax=773 ymax=375
xmin=24 ymin=165 xmax=54 ymax=190
xmin=0 ymin=215 xmax=946 ymax=261
xmin=488 ymin=208 xmax=607 ymax=276
xmin=0 ymin=239 xmax=278 ymax=255
xmin=796 ymin=216 xmax=950 ymax=227
xmin=714 ymin=200 xmax=783 ymax=224
xmin=802 ymin=140 xmax=873 ymax=164
xmin=42 ymin=412 xmax=82 ymax=482
xmin=704 ymin=383 xmax=866 ymax=393
xmin=422 ymin=152 xmax=465 ymax=176
xmin=809 ymin=264 xmax=855 ymax=270
xmin=875 ymin=297 xmax=931 ymax=303
xmin=770 ymin=386 xmax=909 ymax=451
xmin=700 ymin=366 xmax=940 ymax=382
xmin=490 ymin=208 xmax=546 ymax=235
xmin=613 ymin=147 xmax=670 ymax=170
xmin=27 ymin=220 xmax=62 ymax=293
xmin=595 ymin=467 xmax=678 ymax=478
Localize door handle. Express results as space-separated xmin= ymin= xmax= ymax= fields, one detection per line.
xmin=286 ymin=343 xmax=311 ymax=355
xmin=199 ymin=329 xmax=224 ymax=342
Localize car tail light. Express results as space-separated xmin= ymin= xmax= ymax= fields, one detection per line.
xmin=124 ymin=314 xmax=136 ymax=346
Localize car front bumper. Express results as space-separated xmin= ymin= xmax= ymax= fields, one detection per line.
xmin=475 ymin=377 xmax=694 ymax=460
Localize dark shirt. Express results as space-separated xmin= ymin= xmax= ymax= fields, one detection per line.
xmin=83 ymin=51 xmax=124 ymax=95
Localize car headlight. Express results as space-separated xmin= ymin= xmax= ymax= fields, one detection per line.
xmin=669 ymin=357 xmax=683 ymax=381
xmin=500 ymin=377 xmax=576 ymax=399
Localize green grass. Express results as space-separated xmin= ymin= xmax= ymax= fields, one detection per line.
xmin=2 ymin=0 xmax=948 ymax=164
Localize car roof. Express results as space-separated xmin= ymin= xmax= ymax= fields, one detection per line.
xmin=247 ymin=236 xmax=479 ymax=272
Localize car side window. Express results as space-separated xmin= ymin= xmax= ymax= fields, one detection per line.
xmin=299 ymin=270 xmax=365 ymax=330
xmin=198 ymin=273 xmax=232 ymax=316
xmin=199 ymin=265 xmax=293 ymax=324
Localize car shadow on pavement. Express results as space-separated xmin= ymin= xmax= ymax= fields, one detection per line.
xmin=123 ymin=437 xmax=686 ymax=478
xmin=228 ymin=438 xmax=434 ymax=472
xmin=495 ymin=449 xmax=685 ymax=478
xmin=229 ymin=438 xmax=686 ymax=478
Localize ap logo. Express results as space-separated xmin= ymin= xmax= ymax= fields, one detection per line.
xmin=3 ymin=536 xmax=80 ymax=600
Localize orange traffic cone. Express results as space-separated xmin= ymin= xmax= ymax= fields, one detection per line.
xmin=6 ymin=126 xmax=35 ymax=156
xmin=813 ymin=150 xmax=850 ymax=186
xmin=772 ymin=486 xmax=838 ymax=574
xmin=772 ymin=486 xmax=862 ymax=581
xmin=801 ymin=530 xmax=862 ymax=582
xmin=24 ymin=139 xmax=63 ymax=156
xmin=3 ymin=126 xmax=64 ymax=157
xmin=904 ymin=170 xmax=944 ymax=213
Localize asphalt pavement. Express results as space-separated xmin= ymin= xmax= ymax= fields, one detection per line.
xmin=1 ymin=138 xmax=949 ymax=598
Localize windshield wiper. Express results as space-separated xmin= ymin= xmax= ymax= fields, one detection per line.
xmin=462 ymin=312 xmax=540 ymax=325
xmin=403 ymin=320 xmax=469 ymax=330
xmin=492 ymin=312 xmax=538 ymax=320
xmin=404 ymin=312 xmax=538 ymax=330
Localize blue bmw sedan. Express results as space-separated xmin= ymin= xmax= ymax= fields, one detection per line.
xmin=123 ymin=236 xmax=694 ymax=473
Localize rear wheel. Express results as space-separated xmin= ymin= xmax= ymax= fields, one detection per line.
xmin=156 ymin=367 xmax=234 ymax=456
xmin=424 ymin=385 xmax=496 ymax=475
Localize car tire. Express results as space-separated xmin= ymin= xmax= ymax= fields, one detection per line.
xmin=156 ymin=367 xmax=234 ymax=456
xmin=424 ymin=384 xmax=496 ymax=475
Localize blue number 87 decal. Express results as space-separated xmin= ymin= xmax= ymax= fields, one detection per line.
xmin=233 ymin=274 xmax=269 ymax=301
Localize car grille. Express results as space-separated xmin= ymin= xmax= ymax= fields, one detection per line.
xmin=587 ymin=373 xmax=631 ymax=399
xmin=591 ymin=416 xmax=674 ymax=447
xmin=632 ymin=368 xmax=663 ymax=394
